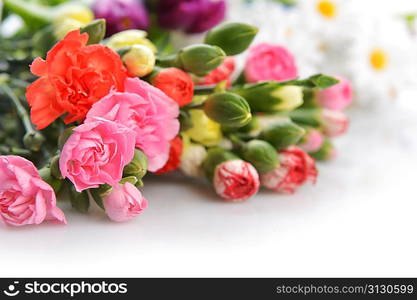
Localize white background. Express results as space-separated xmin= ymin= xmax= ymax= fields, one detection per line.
xmin=1 ymin=0 xmax=417 ymax=277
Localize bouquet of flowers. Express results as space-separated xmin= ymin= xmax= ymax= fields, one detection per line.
xmin=0 ymin=0 xmax=350 ymax=227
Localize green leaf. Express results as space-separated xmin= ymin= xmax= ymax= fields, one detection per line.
xmin=88 ymin=189 xmax=104 ymax=210
xmin=282 ymin=74 xmax=340 ymax=90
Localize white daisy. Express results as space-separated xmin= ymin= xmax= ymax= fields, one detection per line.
xmin=294 ymin=0 xmax=360 ymax=73
xmin=346 ymin=15 xmax=417 ymax=107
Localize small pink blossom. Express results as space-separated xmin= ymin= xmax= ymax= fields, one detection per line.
xmin=0 ymin=156 xmax=66 ymax=226
xmin=60 ymin=118 xmax=136 ymax=192
xmin=299 ymin=129 xmax=324 ymax=152
xmin=103 ymin=182 xmax=148 ymax=222
xmin=316 ymin=76 xmax=353 ymax=110
xmin=213 ymin=160 xmax=260 ymax=202
xmin=86 ymin=77 xmax=180 ymax=172
xmin=261 ymin=146 xmax=317 ymax=194
xmin=245 ymin=43 xmax=298 ymax=83
xmin=321 ymin=109 xmax=349 ymax=137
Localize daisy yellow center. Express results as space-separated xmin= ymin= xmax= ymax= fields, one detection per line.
xmin=316 ymin=0 xmax=337 ymax=19
xmin=369 ymin=49 xmax=388 ymax=71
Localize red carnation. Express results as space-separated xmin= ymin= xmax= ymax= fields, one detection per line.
xmin=26 ymin=30 xmax=127 ymax=129
xmin=260 ymin=146 xmax=317 ymax=194
xmin=155 ymin=136 xmax=183 ymax=174
xmin=213 ymin=160 xmax=260 ymax=202
xmin=152 ymin=68 xmax=194 ymax=107
xmin=198 ymin=57 xmax=236 ymax=87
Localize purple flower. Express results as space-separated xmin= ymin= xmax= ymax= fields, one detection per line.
xmin=93 ymin=0 xmax=149 ymax=36
xmin=158 ymin=0 xmax=226 ymax=34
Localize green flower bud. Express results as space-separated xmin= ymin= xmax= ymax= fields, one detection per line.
xmin=261 ymin=120 xmax=306 ymax=150
xmin=80 ymin=19 xmax=106 ymax=45
xmin=204 ymin=22 xmax=258 ymax=56
xmin=203 ymin=92 xmax=252 ymax=127
xmin=240 ymin=115 xmax=260 ymax=133
xmin=123 ymin=149 xmax=148 ymax=179
xmin=69 ymin=186 xmax=90 ymax=213
xmin=50 ymin=155 xmax=63 ymax=179
xmin=203 ymin=148 xmax=239 ymax=181
xmin=179 ymin=44 xmax=225 ymax=76
xmin=222 ymin=115 xmax=260 ymax=134
xmin=234 ymin=82 xmax=303 ymax=112
xmin=241 ymin=140 xmax=279 ymax=173
xmin=23 ymin=131 xmax=45 ymax=152
xmin=309 ymin=139 xmax=335 ymax=161
xmin=160 ymin=44 xmax=226 ymax=76
xmin=288 ymin=108 xmax=321 ymax=128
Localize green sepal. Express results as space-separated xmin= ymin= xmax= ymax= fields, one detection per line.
xmin=80 ymin=19 xmax=106 ymax=45
xmin=202 ymin=148 xmax=239 ymax=181
xmin=204 ymin=22 xmax=258 ymax=56
xmin=69 ymin=186 xmax=90 ymax=213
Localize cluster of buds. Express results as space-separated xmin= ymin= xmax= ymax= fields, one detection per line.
xmin=147 ymin=22 xmax=349 ymax=202
xmin=290 ymin=74 xmax=352 ymax=161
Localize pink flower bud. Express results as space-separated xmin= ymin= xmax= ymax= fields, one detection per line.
xmin=321 ymin=109 xmax=349 ymax=137
xmin=315 ymin=76 xmax=353 ymax=111
xmin=299 ymin=129 xmax=324 ymax=152
xmin=103 ymin=182 xmax=147 ymax=222
xmin=261 ymin=146 xmax=317 ymax=194
xmin=213 ymin=160 xmax=260 ymax=202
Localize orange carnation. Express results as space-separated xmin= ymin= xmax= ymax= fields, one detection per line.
xmin=26 ymin=30 xmax=127 ymax=129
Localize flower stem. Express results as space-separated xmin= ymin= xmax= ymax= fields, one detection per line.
xmin=0 ymin=145 xmax=31 ymax=157
xmin=0 ymin=83 xmax=35 ymax=135
xmin=3 ymin=0 xmax=52 ymax=26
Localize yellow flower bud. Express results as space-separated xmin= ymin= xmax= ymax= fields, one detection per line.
xmin=186 ymin=109 xmax=223 ymax=147
xmin=107 ymin=29 xmax=157 ymax=53
xmin=53 ymin=4 xmax=94 ymax=39
xmin=270 ymin=85 xmax=304 ymax=111
xmin=122 ymin=45 xmax=155 ymax=77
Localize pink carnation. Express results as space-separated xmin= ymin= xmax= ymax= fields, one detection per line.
xmin=213 ymin=160 xmax=260 ymax=202
xmin=299 ymin=129 xmax=324 ymax=152
xmin=0 ymin=156 xmax=66 ymax=226
xmin=86 ymin=77 xmax=180 ymax=172
xmin=103 ymin=182 xmax=148 ymax=222
xmin=245 ymin=43 xmax=298 ymax=83
xmin=316 ymin=76 xmax=353 ymax=110
xmin=60 ymin=118 xmax=136 ymax=192
xmin=321 ymin=109 xmax=349 ymax=137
